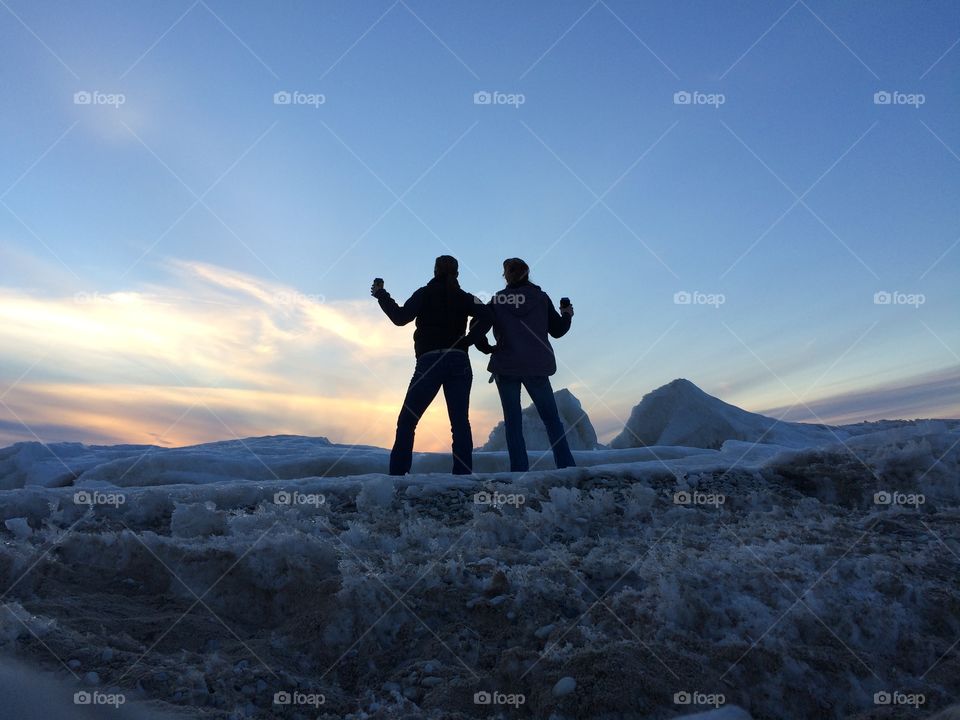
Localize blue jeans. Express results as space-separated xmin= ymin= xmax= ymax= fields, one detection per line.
xmin=495 ymin=375 xmax=576 ymax=472
xmin=390 ymin=351 xmax=473 ymax=475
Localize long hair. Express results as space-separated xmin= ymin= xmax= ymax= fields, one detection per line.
xmin=503 ymin=257 xmax=529 ymax=285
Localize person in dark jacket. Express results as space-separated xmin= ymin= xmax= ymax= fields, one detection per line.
xmin=467 ymin=258 xmax=576 ymax=472
xmin=372 ymin=256 xmax=488 ymax=475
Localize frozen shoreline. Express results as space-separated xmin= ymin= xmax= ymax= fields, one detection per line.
xmin=0 ymin=423 xmax=958 ymax=719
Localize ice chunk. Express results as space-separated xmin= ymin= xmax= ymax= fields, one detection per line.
xmin=482 ymin=388 xmax=599 ymax=451
xmin=552 ymin=676 xmax=576 ymax=697
xmin=611 ymin=378 xmax=843 ymax=449
xmin=4 ymin=516 xmax=32 ymax=540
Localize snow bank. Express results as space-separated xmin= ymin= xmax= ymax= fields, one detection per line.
xmin=0 ymin=441 xmax=158 ymax=490
xmin=481 ymin=388 xmax=600 ymax=451
xmin=610 ymin=378 xmax=844 ymax=450
xmin=765 ymin=420 xmax=960 ymax=506
xmin=0 ymin=437 xmax=714 ymax=491
xmin=0 ymin=435 xmax=365 ymax=490
xmin=0 ymin=421 xmax=957 ymax=719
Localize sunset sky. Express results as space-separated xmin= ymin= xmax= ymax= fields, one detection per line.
xmin=1 ymin=0 xmax=958 ymax=451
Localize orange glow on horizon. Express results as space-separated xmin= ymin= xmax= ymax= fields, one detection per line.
xmin=0 ymin=381 xmax=503 ymax=452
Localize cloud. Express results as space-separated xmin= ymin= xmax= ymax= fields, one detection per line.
xmin=0 ymin=259 xmax=405 ymax=383
xmin=7 ymin=255 xmax=951 ymax=453
xmin=0 ymin=382 xmax=396 ymax=448
xmin=587 ymin=365 xmax=960 ymax=444
xmin=760 ymin=365 xmax=960 ymax=424
xmin=0 ymin=259 xmax=500 ymax=451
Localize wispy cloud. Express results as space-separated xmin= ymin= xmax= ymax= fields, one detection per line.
xmin=0 ymin=267 xmax=386 ymax=394
xmin=2 ymin=256 xmax=955 ymax=452
xmin=760 ymin=365 xmax=960 ymax=425
xmin=0 ymin=258 xmax=502 ymax=450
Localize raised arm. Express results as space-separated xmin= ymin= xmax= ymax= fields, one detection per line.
xmin=374 ymin=286 xmax=423 ymax=326
xmin=546 ymin=295 xmax=572 ymax=338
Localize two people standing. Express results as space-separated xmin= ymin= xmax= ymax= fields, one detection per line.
xmin=372 ymin=255 xmax=576 ymax=476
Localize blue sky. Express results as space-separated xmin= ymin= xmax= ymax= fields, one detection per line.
xmin=0 ymin=0 xmax=958 ymax=449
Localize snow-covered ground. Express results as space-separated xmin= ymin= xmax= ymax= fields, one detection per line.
xmin=1 ymin=386 xmax=958 ymax=718
xmin=0 ymin=435 xmax=715 ymax=491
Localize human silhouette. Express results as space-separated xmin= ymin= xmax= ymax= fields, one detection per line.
xmin=372 ymin=256 xmax=489 ymax=475
xmin=467 ymin=257 xmax=576 ymax=472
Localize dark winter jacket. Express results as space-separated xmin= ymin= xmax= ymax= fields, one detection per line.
xmin=375 ymin=277 xmax=489 ymax=357
xmin=466 ymin=281 xmax=571 ymax=376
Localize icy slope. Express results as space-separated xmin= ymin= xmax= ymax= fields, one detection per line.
xmin=611 ymin=378 xmax=846 ymax=449
xmin=2 ymin=419 xmax=954 ymax=494
xmin=0 ymin=436 xmax=716 ymax=490
xmin=481 ymin=388 xmax=600 ymax=451
xmin=0 ymin=422 xmax=957 ymax=719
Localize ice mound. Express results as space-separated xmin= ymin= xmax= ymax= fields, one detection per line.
xmin=610 ymin=378 xmax=843 ymax=450
xmin=0 ymin=441 xmax=158 ymax=490
xmin=0 ymin=435 xmax=716 ymax=490
xmin=481 ymin=388 xmax=600 ymax=451
xmin=0 ymin=435 xmax=355 ymax=490
xmin=766 ymin=420 xmax=960 ymax=506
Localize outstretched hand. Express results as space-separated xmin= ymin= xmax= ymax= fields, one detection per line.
xmin=561 ymin=304 xmax=574 ymax=318
xmin=370 ymin=279 xmax=385 ymax=297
